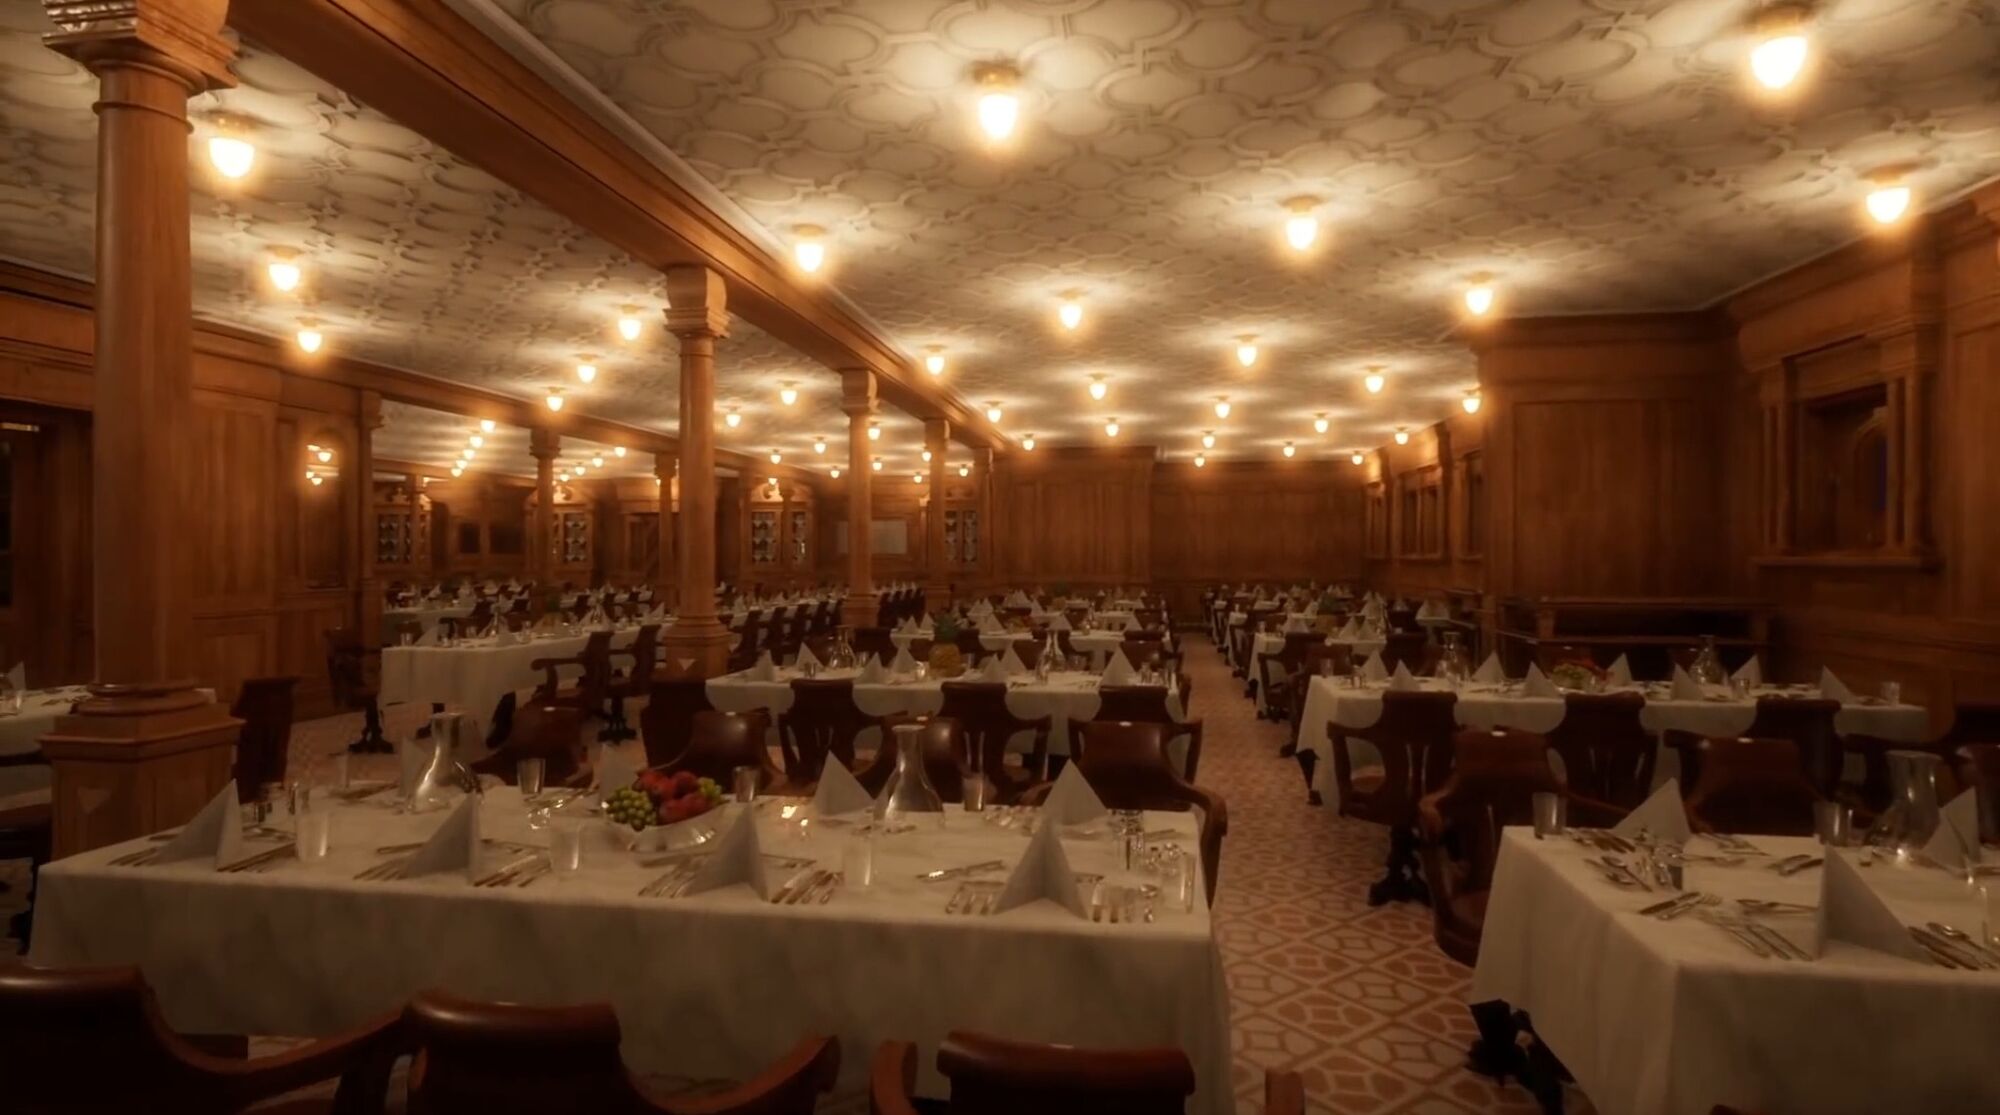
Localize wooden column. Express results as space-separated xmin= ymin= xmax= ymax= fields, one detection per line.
xmin=924 ymin=418 xmax=950 ymax=610
xmin=660 ymin=266 xmax=731 ymax=676
xmin=973 ymin=446 xmax=993 ymax=599
xmin=37 ymin=0 xmax=243 ymax=857
xmin=529 ymin=427 xmax=559 ymax=588
xmin=841 ymin=369 xmax=878 ymax=631
xmin=653 ymin=451 xmax=676 ymax=608
xmin=355 ymin=390 xmax=382 ymax=647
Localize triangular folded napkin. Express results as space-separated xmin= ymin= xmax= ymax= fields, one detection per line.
xmin=1100 ymin=651 xmax=1137 ymax=687
xmin=402 ymin=794 xmax=481 ymax=880
xmin=992 ymin=819 xmax=1088 ymax=918
xmin=857 ymin=655 xmax=889 ymax=684
xmin=1360 ymin=654 xmax=1388 ymax=684
xmin=795 ymin=643 xmax=823 ymax=672
xmin=1522 ymin=664 xmax=1560 ymax=699
xmin=1282 ymin=616 xmax=1307 ymax=634
xmin=1040 ymin=761 xmax=1107 ymax=827
xmin=1471 ymin=653 xmax=1504 ymax=684
xmin=1670 ymin=666 xmax=1704 ymax=701
xmin=978 ymin=614 xmax=1005 ymax=635
xmin=1612 ymin=779 xmax=1692 ymax=843
xmin=1606 ymin=655 xmax=1633 ymax=686
xmin=1336 ymin=619 xmax=1360 ymax=640
xmin=1000 ymin=645 xmax=1029 ymax=677
xmin=1814 ymin=850 xmax=1928 ymax=962
xmin=978 ymin=655 xmax=1010 ymax=683
xmin=151 ymin=781 xmax=246 ymax=867
xmin=1387 ymin=662 xmax=1419 ymax=692
xmin=1049 ymin=615 xmax=1072 ymax=632
xmin=811 ymin=758 xmax=876 ymax=816
xmin=889 ymin=646 xmax=919 ymax=676
xmin=746 ymin=651 xmax=779 ymax=682
xmin=1819 ymin=667 xmax=1855 ymax=703
xmin=1922 ymin=788 xmax=1982 ymax=870
xmin=1732 ymin=657 xmax=1763 ymax=687
xmin=680 ymin=808 xmax=773 ymax=899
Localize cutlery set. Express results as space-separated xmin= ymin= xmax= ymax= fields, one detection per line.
xmin=354 ymin=856 xmax=417 ymax=881
xmin=1696 ymin=910 xmax=1813 ymax=960
xmin=771 ymin=868 xmax=841 ymax=905
xmin=471 ymin=855 xmax=550 ymax=888
xmin=1568 ymin=828 xmax=1635 ymax=854
xmin=1765 ymin=854 xmax=1822 ymax=877
xmin=917 ymin=860 xmax=1005 ymax=883
xmin=1638 ymin=891 xmax=1719 ymax=920
xmin=945 ymin=881 xmax=1003 ymax=915
xmin=1908 ymin=923 xmax=2000 ymax=970
xmin=217 ymin=843 xmax=298 ymax=874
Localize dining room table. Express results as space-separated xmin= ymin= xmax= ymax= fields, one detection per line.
xmin=28 ymin=789 xmax=1234 ymax=1114
xmin=379 ymin=625 xmax=644 ymax=737
xmin=1297 ymin=676 xmax=1932 ymax=807
xmin=1471 ymin=829 xmax=2000 ymax=1115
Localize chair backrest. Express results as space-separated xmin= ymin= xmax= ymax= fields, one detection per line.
xmin=1009 ymin=639 xmax=1043 ymax=671
xmin=662 ymin=710 xmax=777 ymax=790
xmin=230 ymin=676 xmax=298 ymax=802
xmin=471 ymin=704 xmax=586 ymax=786
xmin=851 ymin=626 xmax=896 ymax=665
xmin=1957 ymin=744 xmax=2000 ymax=845
xmin=953 ymin=628 xmax=990 ymax=663
xmin=938 ymin=681 xmax=1044 ymax=776
xmin=622 ymin=623 xmax=660 ymax=684
xmin=321 ymin=628 xmax=373 ymax=706
xmin=861 ymin=716 xmax=967 ymax=801
xmin=405 ymin=991 xmax=636 ymax=1113
xmin=1094 ymin=685 xmax=1175 ymax=725
xmin=1743 ymin=697 xmax=1842 ymax=796
xmin=781 ymin=679 xmax=873 ymax=781
xmin=1686 ymin=737 xmax=1819 ymax=836
xmin=1380 ymin=631 xmax=1431 ymax=674
xmin=1943 ymin=701 xmax=2000 ymax=746
xmin=637 ymin=677 xmax=716 ymax=768
xmin=1332 ymin=690 xmax=1458 ymax=822
xmin=1545 ymin=693 xmax=1654 ymax=811
xmin=935 ymin=1030 xmax=1196 ymax=1115
xmin=1423 ymin=729 xmax=1561 ymax=894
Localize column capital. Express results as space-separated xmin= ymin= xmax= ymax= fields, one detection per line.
xmin=663 ymin=264 xmax=730 ymax=339
xmin=41 ymin=0 xmax=237 ymax=90
xmin=653 ymin=450 xmax=675 ymax=479
xmin=839 ymin=368 xmax=877 ymax=416
xmin=359 ymin=389 xmax=383 ymax=431
xmin=529 ymin=427 xmax=561 ymax=459
xmin=923 ymin=417 xmax=950 ymax=452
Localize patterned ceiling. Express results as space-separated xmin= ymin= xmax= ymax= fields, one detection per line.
xmin=0 ymin=1 xmax=925 ymax=477
xmin=490 ymin=0 xmax=2000 ymax=459
xmin=374 ymin=400 xmax=658 ymax=481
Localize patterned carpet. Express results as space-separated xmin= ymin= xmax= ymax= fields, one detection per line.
xmin=4 ymin=635 xmax=1565 ymax=1113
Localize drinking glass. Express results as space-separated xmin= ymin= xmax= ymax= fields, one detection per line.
xmin=333 ymin=753 xmax=350 ymax=791
xmin=516 ymin=758 xmax=546 ymax=798
xmin=1880 ymin=681 xmax=1903 ymax=705
xmin=1815 ymin=801 xmax=1853 ymax=847
xmin=1981 ymin=885 xmax=2000 ymax=953
xmin=1532 ymin=792 xmax=1567 ymax=838
xmin=1728 ymin=676 xmax=1753 ymax=700
xmin=962 ymin=773 xmax=988 ymax=813
xmin=842 ymin=833 xmax=875 ymax=889
xmin=1173 ymin=847 xmax=1198 ymax=912
xmin=732 ymin=765 xmax=759 ymax=804
xmin=296 ymin=811 xmax=332 ymax=864
xmin=549 ymin=821 xmax=585 ymax=877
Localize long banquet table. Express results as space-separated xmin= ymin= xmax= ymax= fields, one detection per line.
xmin=1472 ymin=830 xmax=2000 ymax=1115
xmin=379 ymin=627 xmax=643 ymax=734
xmin=30 ymin=791 xmax=1233 ymax=1113
xmin=1298 ymin=676 xmax=1930 ymax=806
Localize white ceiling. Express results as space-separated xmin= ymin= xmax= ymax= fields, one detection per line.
xmin=490 ymin=0 xmax=2000 ymax=459
xmin=373 ymin=400 xmax=662 ymax=481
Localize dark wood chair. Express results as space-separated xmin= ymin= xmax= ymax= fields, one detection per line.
xmin=1035 ymin=719 xmax=1226 ymax=905
xmin=1380 ymin=631 xmax=1431 ymax=675
xmin=1328 ymin=689 xmax=1458 ymax=904
xmin=600 ymin=623 xmax=661 ymax=743
xmin=1544 ymin=692 xmax=1653 ymax=813
xmin=871 ymin=1031 xmax=1302 ymax=1115
xmin=952 ymin=628 xmax=992 ymax=665
xmin=1007 ymin=638 xmax=1044 ymax=672
xmin=1685 ymin=737 xmax=1820 ymax=836
xmin=638 ymin=677 xmax=717 ymax=768
xmin=531 ymin=630 xmax=614 ymax=724
xmin=1742 ymin=697 xmax=1843 ymax=798
xmin=469 ymin=704 xmax=586 ymax=788
xmin=657 ymin=709 xmax=782 ymax=793
xmin=938 ymin=681 xmax=1051 ymax=800
xmin=0 ymin=748 xmax=52 ymax=947
xmin=1287 ymin=643 xmax=1354 ymax=762
xmin=851 ymin=625 xmax=896 ymax=666
xmin=230 ymin=675 xmax=298 ymax=803
xmin=1094 ymin=683 xmax=1204 ymax=782
xmin=858 ymin=715 xmax=968 ymax=801
xmin=0 ymin=963 xmax=403 ymax=1115
xmin=403 ymin=989 xmax=836 ymax=1115
xmin=778 ymin=679 xmax=874 ymax=784
xmin=1256 ymin=632 xmax=1319 ymax=723
xmin=1957 ymin=744 xmax=2000 ymax=845
xmin=323 ymin=628 xmax=387 ymax=753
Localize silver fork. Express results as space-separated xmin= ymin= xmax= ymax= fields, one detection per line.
xmin=355 ymin=856 xmax=413 ymax=881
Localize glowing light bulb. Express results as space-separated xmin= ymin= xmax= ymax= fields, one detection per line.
xmin=1021 ymin=434 xmax=1036 ymax=451
xmin=975 ymin=65 xmax=1021 ymax=142
xmin=1236 ymin=335 xmax=1259 ymax=368
xmin=480 ymin=419 xmax=497 ymax=433
xmin=1464 ymin=280 xmax=1495 ymax=317
xmin=451 ymin=466 xmax=463 ymax=477
xmin=1194 ymin=453 xmax=1206 ymax=468
xmin=793 ymin=225 xmax=826 ymax=273
xmin=558 ymin=469 xmax=570 ymax=481
xmin=1104 ymin=417 xmax=1120 ymax=437
xmin=574 ymin=358 xmax=598 ymax=384
xmin=813 ymin=437 xmax=827 ymax=454
xmin=295 ymin=321 xmax=323 ymax=354
xmin=1750 ymin=11 xmax=1810 ymax=91
xmin=574 ymin=464 xmax=587 ymax=476
xmin=867 ymin=422 xmax=881 ymax=441
xmin=308 ymin=472 xmax=323 ymax=486
xmin=591 ymin=454 xmax=604 ymax=468
xmin=1282 ymin=442 xmax=1296 ymax=458
xmin=469 ymin=434 xmax=484 ymax=448
xmin=985 ymin=402 xmax=1004 ymax=423
xmin=460 ymin=449 xmax=474 ymax=461
xmin=1394 ymin=427 xmax=1410 ymax=446
xmin=830 ymin=466 xmax=842 ymax=479
xmin=1462 ymin=390 xmax=1483 ymax=415
xmin=1058 ymin=292 xmax=1083 ymax=331
xmin=267 ymin=254 xmax=302 ymax=293
xmin=1363 ymin=366 xmax=1386 ymax=394
xmin=208 ymin=134 xmax=255 ymax=180
xmin=1201 ymin=431 xmax=1216 ymax=450
xmin=1351 ymin=450 xmax=1365 ymax=465
xmin=724 ymin=408 xmax=742 ymax=429
xmin=767 ymin=476 xmax=779 ymax=487
xmin=616 ymin=306 xmax=641 ymax=342
xmin=1866 ymin=183 xmax=1912 ymax=225
xmin=958 ymin=463 xmax=971 ymax=478
xmin=925 ymin=347 xmax=945 ymax=376
xmin=1313 ymin=413 xmax=1329 ymax=435
xmin=921 ymin=449 xmax=933 ymax=463
xmin=1088 ymin=375 xmax=1108 ymax=401
xmin=316 ymin=448 xmax=333 ymax=463
xmin=914 ymin=472 xmax=927 ymax=484
xmin=545 ymin=388 xmax=565 ymax=412
xmin=1214 ymin=397 xmax=1231 ymax=420
xmin=872 ymin=457 xmax=883 ymax=472
xmin=779 ymin=382 xmax=798 ymax=406
xmin=613 ymin=446 xmax=626 ymax=458
xmin=769 ymin=449 xmax=783 ymax=464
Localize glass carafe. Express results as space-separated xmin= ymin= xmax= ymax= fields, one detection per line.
xmin=408 ymin=711 xmax=478 ymax=813
xmin=877 ymin=724 xmax=944 ymax=826
xmin=1688 ymin=635 xmax=1726 ymax=684
xmin=1873 ymin=749 xmax=1943 ymax=859
xmin=1438 ymin=632 xmax=1467 ymax=683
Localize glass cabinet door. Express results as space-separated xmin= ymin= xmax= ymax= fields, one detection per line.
xmin=788 ymin=508 xmax=808 ymax=568
xmin=750 ymin=509 xmax=778 ymax=565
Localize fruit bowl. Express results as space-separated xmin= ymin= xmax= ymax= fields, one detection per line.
xmin=602 ymin=770 xmax=725 ymax=850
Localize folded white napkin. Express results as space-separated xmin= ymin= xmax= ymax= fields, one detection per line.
xmin=1670 ymin=665 xmax=1703 ymax=701
xmin=1523 ymin=664 xmax=1560 ymax=699
xmin=1606 ymin=654 xmax=1633 ymax=686
xmin=1000 ymin=645 xmax=1029 ymax=677
xmin=1006 ymin=591 xmax=1030 ymax=607
xmin=812 ymin=758 xmax=875 ymax=816
xmin=992 ymin=819 xmax=1088 ymax=918
xmin=1611 ymin=779 xmax=1691 ymax=843
xmin=978 ymin=655 xmax=1009 ymax=683
xmin=796 ymin=643 xmax=823 ymax=672
xmin=1282 ymin=616 xmax=1307 ymax=634
xmin=151 ymin=781 xmax=246 ymax=867
xmin=979 ymin=614 xmax=1005 ymax=635
xmin=1100 ymin=651 xmax=1137 ymax=686
xmin=1360 ymin=653 xmax=1388 ymax=684
xmin=1386 ymin=662 xmax=1419 ymax=692
xmin=1922 ymin=789 xmax=1982 ymax=870
xmin=747 ymin=651 xmax=779 ymax=682
xmin=1362 ymin=600 xmax=1385 ymax=621
xmin=1819 ymin=667 xmax=1855 ymax=703
xmin=897 ymin=617 xmax=916 ymax=634
xmin=1814 ymin=850 xmax=1927 ymax=961
xmin=1418 ymin=600 xmax=1447 ymax=620
xmin=857 ymin=655 xmax=889 ymax=684
xmin=1732 ymin=657 xmax=1763 ymax=686
xmin=1303 ymin=602 xmax=1319 ymax=617
xmin=415 ymin=625 xmax=438 ymax=647
xmin=681 ymin=808 xmax=772 ymax=899
xmin=594 ymin=749 xmax=639 ymax=804
xmin=1471 ymin=653 xmax=1504 ymax=684
xmin=402 ymin=794 xmax=481 ymax=880
xmin=1336 ymin=618 xmax=1360 ymax=640
xmin=493 ymin=628 xmax=517 ymax=647
xmin=918 ymin=613 xmax=934 ymax=631
xmin=1040 ymin=761 xmax=1107 ymax=827
xmin=889 ymin=646 xmax=919 ymax=676
xmin=1049 ymin=615 xmax=1072 ymax=632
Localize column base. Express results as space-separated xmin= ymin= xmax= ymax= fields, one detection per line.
xmin=660 ymin=617 xmax=732 ymax=679
xmin=842 ymin=592 xmax=878 ymax=632
xmin=39 ymin=686 xmax=242 ymax=859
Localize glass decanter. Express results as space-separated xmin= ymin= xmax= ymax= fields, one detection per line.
xmin=876 ymin=723 xmax=945 ymax=827
xmin=408 ymin=711 xmax=478 ymax=813
xmin=1688 ymin=635 xmax=1726 ymax=684
xmin=1870 ymin=749 xmax=1943 ymax=860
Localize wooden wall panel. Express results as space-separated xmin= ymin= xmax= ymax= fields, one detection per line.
xmin=991 ymin=449 xmax=1153 ymax=589
xmin=1151 ymin=460 xmax=1365 ymax=617
xmin=1361 ymin=414 xmax=1487 ymax=603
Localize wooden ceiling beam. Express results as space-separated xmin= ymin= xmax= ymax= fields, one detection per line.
xmin=227 ymin=0 xmax=1010 ymax=452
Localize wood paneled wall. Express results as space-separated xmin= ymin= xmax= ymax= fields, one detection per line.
xmin=1357 ymin=414 xmax=1486 ymax=604
xmin=990 ymin=447 xmax=1156 ymax=591
xmin=1152 ymin=459 xmax=1367 ymax=618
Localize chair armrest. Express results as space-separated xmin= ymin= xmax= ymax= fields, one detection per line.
xmin=1265 ymin=1070 xmax=1305 ymax=1115
xmin=654 ymin=1034 xmax=839 ymax=1115
xmin=192 ymin=1007 xmax=405 ymax=1113
xmin=867 ymin=1041 xmax=923 ymax=1115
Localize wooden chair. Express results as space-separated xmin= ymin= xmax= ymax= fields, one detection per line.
xmin=0 ymin=747 xmax=51 ymax=947
xmin=530 ymin=629 xmax=614 ymax=724
xmin=600 ymin=623 xmax=661 ymax=742
xmin=637 ymin=677 xmax=716 ymax=768
xmin=0 ymin=964 xmax=403 ymax=1115
xmin=952 ymin=627 xmax=992 ymax=666
xmin=1956 ymin=744 xmax=2000 ymax=844
xmin=1685 ymin=737 xmax=1820 ymax=836
xmin=230 ymin=675 xmax=298 ymax=803
xmin=1328 ymin=689 xmax=1458 ymax=904
xmin=871 ymin=1032 xmax=1302 ymax=1115
xmin=657 ymin=710 xmax=782 ymax=793
xmin=1006 ymin=638 xmax=1043 ymax=672
xmin=938 ymin=681 xmax=1051 ymax=799
xmin=469 ymin=704 xmax=587 ymax=788
xmin=402 ymin=990 xmax=837 ymax=1115
xmin=858 ymin=715 xmax=968 ymax=801
xmin=851 ymin=625 xmax=896 ymax=666
xmin=1847 ymin=699 xmax=2000 ymax=815
xmin=1544 ymin=692 xmax=1653 ymax=813
xmin=778 ymin=679 xmax=874 ymax=784
xmin=1036 ymin=720 xmax=1226 ymax=905
xmin=1094 ymin=683 xmax=1204 ymax=782
xmin=1742 ymin=697 xmax=1844 ymax=798
xmin=1256 ymin=631 xmax=1320 ymax=723
xmin=322 ymin=628 xmax=388 ymax=753
xmin=1379 ymin=630 xmax=1431 ymax=675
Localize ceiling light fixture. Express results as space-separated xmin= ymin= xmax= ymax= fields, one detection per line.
xmin=1283 ymin=196 xmax=1319 ymax=252
xmin=924 ymin=346 xmax=945 ymax=376
xmin=1463 ymin=276 xmax=1496 ymax=317
xmin=266 ymin=251 xmax=302 ymax=293
xmin=1058 ymin=291 xmax=1083 ymax=331
xmin=830 ymin=466 xmax=842 ymax=479
xmin=460 ymin=449 xmax=474 ymax=462
xmin=1462 ymin=390 xmax=1483 ymax=415
xmin=1394 ymin=427 xmax=1411 ymax=446
xmin=793 ymin=225 xmax=827 ymax=274
xmin=769 ymin=449 xmax=783 ymax=464
xmin=1201 ymin=430 xmax=1216 ymax=450
xmin=558 ymin=468 xmax=571 ymax=481
xmin=867 ymin=421 xmax=881 ymax=441
xmin=779 ymin=382 xmax=799 ymax=406
xmin=613 ymin=446 xmax=626 ymax=458
xmin=913 ymin=472 xmax=925 ymax=484
xmin=724 ymin=407 xmax=742 ymax=429
xmin=574 ymin=464 xmax=588 ymax=476
xmin=767 ymin=476 xmax=779 ymax=487
xmin=1749 ymin=5 xmax=1811 ymax=91
xmin=1313 ymin=413 xmax=1330 ymax=435
xmin=1865 ymin=167 xmax=1915 ymax=225
xmin=451 ymin=465 xmax=464 ymax=477
xmin=958 ymin=463 xmax=971 ymax=478
xmin=1088 ymin=375 xmax=1108 ymax=401
xmin=974 ymin=62 xmax=1022 ymax=143
xmin=1282 ymin=442 xmax=1296 ymax=458
xmin=206 ymin=121 xmax=256 ymax=180
xmin=591 ymin=454 xmax=604 ymax=468
xmin=469 ymin=434 xmax=484 ymax=449
xmin=545 ymin=387 xmax=565 ymax=412
xmin=1021 ymin=434 xmax=1036 ymax=451
xmin=1213 ymin=396 xmax=1231 ymax=420
xmin=575 ymin=357 xmax=597 ymax=384
xmin=1351 ymin=450 xmax=1365 ymax=465
xmin=812 ymin=437 xmax=827 ymax=454
xmin=1194 ymin=453 xmax=1206 ymax=468
xmin=985 ymin=401 xmax=1004 ymax=423
xmin=1363 ymin=365 xmax=1386 ymax=394
xmin=1104 ymin=417 xmax=1120 ymax=437
xmin=921 ymin=448 xmax=933 ymax=463
xmin=294 ymin=319 xmax=323 ymax=354
xmin=1236 ymin=335 xmax=1259 ymax=368
xmin=872 ymin=457 xmax=883 ymax=471
xmin=616 ymin=305 xmax=642 ymax=342
xmin=480 ymin=419 xmax=497 ymax=434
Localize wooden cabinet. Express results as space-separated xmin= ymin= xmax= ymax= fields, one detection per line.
xmin=372 ymin=481 xmax=432 ymax=576
xmin=523 ymin=483 xmax=593 ymax=584
xmin=743 ymin=480 xmax=813 ymax=590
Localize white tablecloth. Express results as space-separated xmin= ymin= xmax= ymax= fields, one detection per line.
xmin=31 ymin=792 xmax=1231 ymax=1114
xmin=381 ymin=604 xmax=474 ymax=634
xmin=381 ymin=628 xmax=641 ymax=733
xmin=1247 ymin=633 xmax=1387 ymax=692
xmin=1472 ymin=830 xmax=2000 ymax=1115
xmin=1299 ymin=677 xmax=1930 ymax=806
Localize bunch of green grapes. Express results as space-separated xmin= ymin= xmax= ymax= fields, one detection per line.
xmin=695 ymin=777 xmax=723 ymax=804
xmin=605 ymin=785 xmax=653 ymax=831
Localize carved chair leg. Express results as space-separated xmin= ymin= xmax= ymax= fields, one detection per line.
xmin=1366 ymin=824 xmax=1430 ymax=906
xmin=1466 ymin=1000 xmax=1525 ymax=1081
xmin=350 ymin=701 xmax=392 ymax=754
